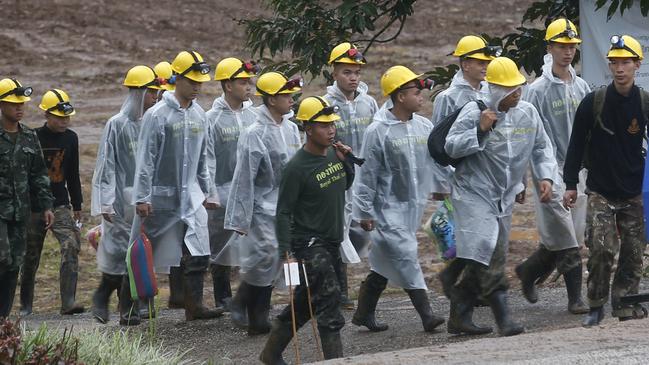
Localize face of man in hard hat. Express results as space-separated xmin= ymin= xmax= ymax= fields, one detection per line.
xmin=144 ymin=89 xmax=159 ymax=111
xmin=461 ymin=58 xmax=490 ymax=87
xmin=497 ymin=87 xmax=522 ymax=112
xmin=0 ymin=101 xmax=25 ymax=124
xmin=45 ymin=113 xmax=71 ymax=133
xmin=175 ymin=76 xmax=203 ymax=107
xmin=267 ymin=93 xmax=294 ymax=116
xmin=547 ymin=42 xmax=577 ymax=68
xmin=305 ymin=121 xmax=336 ymax=148
xmin=224 ymin=78 xmax=255 ymax=104
xmin=394 ymin=81 xmax=424 ymax=114
xmin=333 ymin=63 xmax=362 ymax=97
xmin=608 ymin=57 xmax=640 ymax=89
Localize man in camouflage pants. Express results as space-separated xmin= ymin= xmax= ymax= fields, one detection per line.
xmin=0 ymin=78 xmax=54 ymax=318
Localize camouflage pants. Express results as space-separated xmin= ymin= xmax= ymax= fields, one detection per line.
xmin=585 ymin=192 xmax=647 ymax=317
xmin=277 ymin=243 xmax=345 ymax=332
xmin=21 ymin=207 xmax=81 ymax=286
xmin=0 ymin=219 xmax=27 ymax=274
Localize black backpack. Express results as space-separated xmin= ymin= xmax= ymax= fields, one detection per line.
xmin=428 ymin=100 xmax=488 ymax=167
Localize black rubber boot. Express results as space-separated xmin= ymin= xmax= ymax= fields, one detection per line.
xmin=59 ymin=262 xmax=85 ymax=315
xmin=406 ymin=289 xmax=445 ymax=332
xmin=118 ymin=275 xmax=141 ymax=326
xmin=563 ymin=263 xmax=588 ymax=314
xmin=211 ymin=264 xmax=232 ymax=311
xmin=168 ymin=266 xmax=184 ymax=309
xmin=515 ymin=247 xmax=555 ymax=304
xmin=447 ymin=295 xmax=493 ymax=335
xmin=230 ymin=281 xmax=250 ymax=328
xmin=92 ymin=273 xmax=121 ymax=324
xmin=351 ymin=272 xmax=388 ymax=332
xmin=183 ymin=272 xmax=224 ymax=321
xmin=259 ymin=319 xmax=293 ymax=365
xmin=438 ymin=258 xmax=466 ymax=299
xmin=139 ymin=296 xmax=156 ymax=319
xmin=248 ymin=285 xmax=272 ymax=335
xmin=19 ymin=270 xmax=35 ymax=316
xmin=487 ymin=290 xmax=524 ymax=336
xmin=0 ymin=270 xmax=19 ymax=318
xmin=582 ymin=306 xmax=604 ymax=327
xmin=337 ymin=263 xmax=354 ymax=310
xmin=319 ymin=328 xmax=343 ymax=360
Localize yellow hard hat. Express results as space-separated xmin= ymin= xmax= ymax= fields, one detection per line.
xmin=452 ymin=35 xmax=500 ymax=61
xmin=152 ymin=61 xmax=175 ymax=91
xmin=296 ymin=96 xmax=341 ymax=123
xmin=171 ymin=51 xmax=211 ymax=83
xmin=123 ymin=65 xmax=158 ymax=89
xmin=0 ymin=78 xmax=32 ymax=103
xmin=485 ymin=57 xmax=527 ymax=87
xmin=255 ymin=72 xmax=302 ymax=96
xmin=607 ymin=35 xmax=644 ymax=60
xmin=215 ymin=57 xmax=259 ymax=81
xmin=545 ymin=18 xmax=581 ymax=44
xmin=39 ymin=89 xmax=76 ymax=117
xmin=380 ymin=65 xmax=422 ymax=96
xmin=328 ymin=43 xmax=367 ymax=65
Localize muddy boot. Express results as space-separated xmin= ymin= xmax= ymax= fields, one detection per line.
xmin=406 ymin=289 xmax=445 ymax=332
xmin=259 ymin=319 xmax=293 ymax=365
xmin=92 ymin=273 xmax=121 ymax=324
xmin=19 ymin=270 xmax=35 ymax=316
xmin=447 ymin=295 xmax=492 ymax=335
xmin=211 ymin=264 xmax=232 ymax=311
xmin=118 ymin=275 xmax=141 ymax=326
xmin=168 ymin=266 xmax=184 ymax=309
xmin=231 ymin=281 xmax=250 ymax=328
xmin=319 ymin=329 xmax=343 ymax=360
xmin=438 ymin=258 xmax=466 ymax=299
xmin=336 ymin=262 xmax=354 ymax=310
xmin=139 ymin=297 xmax=156 ymax=320
xmin=351 ymin=272 xmax=388 ymax=332
xmin=0 ymin=270 xmax=19 ymax=318
xmin=183 ymin=272 xmax=224 ymax=321
xmin=582 ymin=306 xmax=604 ymax=327
xmin=59 ymin=262 xmax=85 ymax=315
xmin=563 ymin=263 xmax=588 ymax=314
xmin=515 ymin=247 xmax=555 ymax=304
xmin=487 ymin=290 xmax=524 ymax=336
xmin=248 ymin=285 xmax=272 ymax=335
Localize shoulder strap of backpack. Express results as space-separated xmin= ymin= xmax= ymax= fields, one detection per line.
xmin=475 ymin=99 xmax=487 ymax=111
xmin=593 ymin=87 xmax=606 ymax=131
xmin=640 ymin=88 xmax=649 ymax=121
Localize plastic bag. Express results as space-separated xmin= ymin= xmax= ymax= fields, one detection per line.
xmin=423 ymin=198 xmax=456 ymax=260
xmin=86 ymin=225 xmax=102 ymax=251
xmin=126 ymin=226 xmax=158 ymax=300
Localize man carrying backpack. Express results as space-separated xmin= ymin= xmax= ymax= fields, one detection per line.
xmin=515 ymin=18 xmax=590 ymax=315
xmin=445 ymin=57 xmax=557 ymax=336
xmin=563 ymin=35 xmax=648 ymax=327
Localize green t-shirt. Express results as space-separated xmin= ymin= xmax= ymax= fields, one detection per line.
xmin=276 ymin=146 xmax=353 ymax=254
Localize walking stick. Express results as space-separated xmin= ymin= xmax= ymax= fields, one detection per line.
xmin=302 ymin=261 xmax=324 ymax=361
xmin=286 ymin=253 xmax=301 ymax=364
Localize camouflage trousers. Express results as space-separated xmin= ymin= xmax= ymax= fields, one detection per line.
xmin=21 ymin=207 xmax=81 ymax=287
xmin=276 ymin=243 xmax=345 ymax=332
xmin=0 ymin=219 xmax=27 ymax=274
xmin=585 ymin=192 xmax=647 ymax=317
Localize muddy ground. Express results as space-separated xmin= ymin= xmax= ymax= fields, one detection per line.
xmin=3 ymin=0 xmax=648 ymax=364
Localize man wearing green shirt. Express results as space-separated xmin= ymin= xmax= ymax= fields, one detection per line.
xmin=260 ymin=96 xmax=354 ymax=364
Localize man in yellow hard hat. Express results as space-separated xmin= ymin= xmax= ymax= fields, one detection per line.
xmin=132 ymin=51 xmax=223 ymax=322
xmin=351 ymin=65 xmax=445 ymax=334
xmin=90 ymin=65 xmax=161 ymax=325
xmin=445 ymin=57 xmax=557 ymax=336
xmin=324 ymin=42 xmax=379 ymax=311
xmin=515 ymin=18 xmax=591 ymax=316
xmin=19 ymin=88 xmax=86 ymax=317
xmin=563 ymin=34 xmax=648 ymax=326
xmin=205 ymin=57 xmax=258 ymax=314
xmin=153 ymin=61 xmax=176 ymax=101
xmin=260 ymin=96 xmax=353 ymax=364
xmin=0 ymin=78 xmax=54 ymax=318
xmin=217 ymin=71 xmax=302 ymax=335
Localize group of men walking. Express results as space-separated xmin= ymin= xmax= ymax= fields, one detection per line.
xmin=0 ymin=16 xmax=647 ymax=364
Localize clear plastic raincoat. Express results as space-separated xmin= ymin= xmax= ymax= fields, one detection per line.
xmin=431 ymin=70 xmax=489 ymax=126
xmin=131 ymin=91 xmax=212 ymax=272
xmin=205 ymin=95 xmax=257 ymax=261
xmin=324 ymin=81 xmax=379 ymax=263
xmin=352 ymin=106 xmax=436 ymax=290
xmin=524 ymin=54 xmax=591 ymax=247
xmin=216 ymin=105 xmax=301 ymax=286
xmin=91 ymin=89 xmax=145 ymax=275
xmin=445 ymin=84 xmax=558 ymax=265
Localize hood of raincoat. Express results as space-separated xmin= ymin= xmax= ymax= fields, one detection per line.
xmin=540 ymin=53 xmax=577 ymax=85
xmin=326 ymin=81 xmax=370 ymax=103
xmin=211 ymin=94 xmax=254 ymax=112
xmin=120 ymin=88 xmax=147 ymax=122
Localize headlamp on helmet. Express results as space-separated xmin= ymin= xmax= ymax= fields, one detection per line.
xmin=308 ymin=104 xmax=340 ymax=123
xmin=332 ymin=47 xmax=366 ymax=64
xmin=549 ymin=19 xmax=578 ymax=42
xmin=609 ymin=35 xmax=641 ymax=58
xmin=0 ymin=82 xmax=33 ymax=100
xmin=231 ymin=61 xmax=261 ymax=79
xmin=45 ymin=89 xmax=75 ymax=116
xmin=399 ymin=78 xmax=435 ymax=92
xmin=279 ymin=77 xmax=303 ymax=93
xmin=461 ymin=45 xmax=502 ymax=59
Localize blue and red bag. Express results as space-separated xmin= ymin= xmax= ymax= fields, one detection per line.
xmin=126 ymin=226 xmax=158 ymax=300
